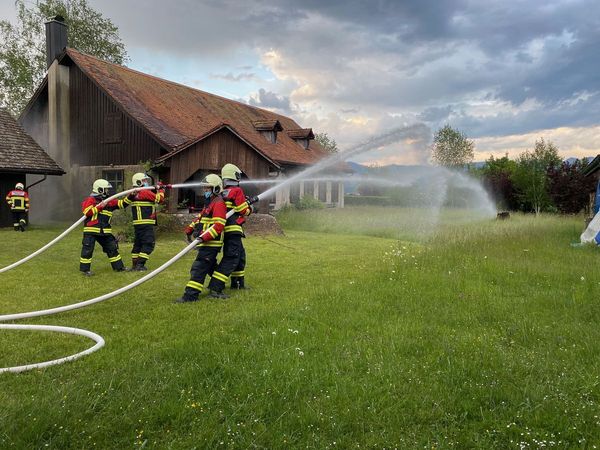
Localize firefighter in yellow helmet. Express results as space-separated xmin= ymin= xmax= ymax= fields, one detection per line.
xmin=5 ymin=182 xmax=30 ymax=231
xmin=128 ymin=172 xmax=165 ymax=271
xmin=79 ymin=179 xmax=131 ymax=275
xmin=207 ymin=163 xmax=257 ymax=296
xmin=175 ymin=174 xmax=227 ymax=303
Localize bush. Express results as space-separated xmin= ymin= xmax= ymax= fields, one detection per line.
xmin=295 ymin=195 xmax=324 ymax=210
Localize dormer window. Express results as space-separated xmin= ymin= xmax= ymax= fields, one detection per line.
xmin=286 ymin=128 xmax=315 ymax=149
xmin=253 ymin=119 xmax=283 ymax=144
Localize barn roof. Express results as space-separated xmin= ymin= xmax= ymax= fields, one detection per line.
xmin=64 ymin=48 xmax=329 ymax=167
xmin=287 ymin=128 xmax=315 ymax=140
xmin=0 ymin=108 xmax=64 ymax=175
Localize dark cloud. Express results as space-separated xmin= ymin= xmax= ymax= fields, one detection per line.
xmin=248 ymin=88 xmax=292 ymax=113
xmin=418 ymin=105 xmax=454 ymax=122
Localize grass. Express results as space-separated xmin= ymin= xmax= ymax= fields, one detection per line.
xmin=1 ymin=209 xmax=600 ymax=449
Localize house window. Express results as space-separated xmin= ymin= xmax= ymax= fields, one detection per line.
xmin=103 ymin=112 xmax=122 ymax=144
xmin=102 ymin=169 xmax=124 ymax=195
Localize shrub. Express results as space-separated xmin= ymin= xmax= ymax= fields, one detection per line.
xmin=295 ymin=195 xmax=325 ymax=210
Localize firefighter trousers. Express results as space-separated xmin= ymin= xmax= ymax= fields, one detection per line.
xmin=132 ymin=224 xmax=155 ymax=266
xmin=80 ymin=233 xmax=125 ymax=272
xmin=208 ymin=234 xmax=246 ymax=292
xmin=182 ymin=246 xmax=220 ymax=301
xmin=11 ymin=211 xmax=27 ymax=231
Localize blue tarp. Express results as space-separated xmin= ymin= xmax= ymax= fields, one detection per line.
xmin=595 ymin=181 xmax=600 ymax=215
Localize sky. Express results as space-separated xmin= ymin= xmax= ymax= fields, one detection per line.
xmin=2 ymin=0 xmax=600 ymax=165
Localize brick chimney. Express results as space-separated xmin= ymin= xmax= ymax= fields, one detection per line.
xmin=44 ymin=15 xmax=67 ymax=68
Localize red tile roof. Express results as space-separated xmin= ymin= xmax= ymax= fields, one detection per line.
xmin=287 ymin=128 xmax=315 ymax=140
xmin=66 ymin=48 xmax=329 ymax=167
xmin=0 ymin=107 xmax=64 ymax=175
xmin=252 ymin=119 xmax=283 ymax=131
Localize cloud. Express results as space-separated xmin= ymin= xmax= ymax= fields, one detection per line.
xmin=209 ymin=72 xmax=258 ymax=82
xmin=248 ymin=88 xmax=292 ymax=113
xmin=473 ymin=125 xmax=600 ymax=161
xmin=67 ymin=0 xmax=600 ymax=160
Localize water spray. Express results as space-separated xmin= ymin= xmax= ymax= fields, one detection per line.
xmin=1 ymin=124 xmax=478 ymax=373
xmin=0 ymin=181 xmax=229 ymax=274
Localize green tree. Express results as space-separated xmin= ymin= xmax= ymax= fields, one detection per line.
xmin=315 ymin=132 xmax=338 ymax=153
xmin=512 ymin=138 xmax=561 ymax=214
xmin=431 ymin=124 xmax=474 ymax=168
xmin=0 ymin=0 xmax=127 ymax=116
xmin=479 ymin=153 xmax=519 ymax=210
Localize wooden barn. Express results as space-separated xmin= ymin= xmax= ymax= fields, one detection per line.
xmin=0 ymin=107 xmax=64 ymax=227
xmin=19 ymin=17 xmax=342 ymax=222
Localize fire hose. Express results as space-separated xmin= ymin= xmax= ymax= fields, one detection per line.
xmin=0 ymin=190 xmax=260 ymax=373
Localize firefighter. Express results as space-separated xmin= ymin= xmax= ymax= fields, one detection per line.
xmin=129 ymin=172 xmax=165 ymax=271
xmin=5 ymin=182 xmax=29 ymax=232
xmin=207 ymin=163 xmax=256 ymax=296
xmin=175 ymin=174 xmax=227 ymax=303
xmin=80 ymin=179 xmax=131 ymax=276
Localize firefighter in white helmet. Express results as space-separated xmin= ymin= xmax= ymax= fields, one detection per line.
xmin=175 ymin=174 xmax=227 ymax=303
xmin=5 ymin=182 xmax=30 ymax=231
xmin=128 ymin=172 xmax=165 ymax=271
xmin=79 ymin=179 xmax=131 ymax=275
xmin=207 ymin=163 xmax=258 ymax=296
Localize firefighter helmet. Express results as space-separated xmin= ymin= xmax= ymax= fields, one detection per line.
xmin=201 ymin=174 xmax=223 ymax=195
xmin=92 ymin=179 xmax=113 ymax=197
xmin=221 ymin=163 xmax=242 ymax=182
xmin=132 ymin=172 xmax=151 ymax=187
xmin=15 ymin=182 xmax=24 ymax=190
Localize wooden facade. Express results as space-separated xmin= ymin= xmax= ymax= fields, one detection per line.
xmin=69 ymin=65 xmax=164 ymax=166
xmin=166 ymin=128 xmax=274 ymax=210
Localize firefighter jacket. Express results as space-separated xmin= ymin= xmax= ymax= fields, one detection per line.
xmin=129 ymin=188 xmax=165 ymax=226
xmin=184 ymin=196 xmax=227 ymax=248
xmin=221 ymin=185 xmax=252 ymax=235
xmin=82 ymin=195 xmax=132 ymax=234
xmin=6 ymin=189 xmax=30 ymax=211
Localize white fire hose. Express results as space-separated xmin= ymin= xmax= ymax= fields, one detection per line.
xmin=0 ymin=193 xmax=256 ymax=374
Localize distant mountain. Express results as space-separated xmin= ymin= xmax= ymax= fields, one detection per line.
xmin=564 ymin=156 xmax=596 ymax=165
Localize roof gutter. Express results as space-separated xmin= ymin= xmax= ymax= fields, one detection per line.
xmin=26 ymin=174 xmax=47 ymax=190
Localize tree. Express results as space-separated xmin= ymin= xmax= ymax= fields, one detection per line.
xmin=431 ymin=124 xmax=474 ymax=168
xmin=480 ymin=153 xmax=519 ymax=210
xmin=547 ymin=159 xmax=596 ymax=214
xmin=315 ymin=132 xmax=338 ymax=153
xmin=512 ymin=138 xmax=562 ymax=214
xmin=0 ymin=0 xmax=127 ymax=116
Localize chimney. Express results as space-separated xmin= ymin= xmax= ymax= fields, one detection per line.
xmin=45 ymin=15 xmax=67 ymax=68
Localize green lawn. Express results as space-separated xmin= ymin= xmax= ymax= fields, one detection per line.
xmin=1 ymin=211 xmax=600 ymax=449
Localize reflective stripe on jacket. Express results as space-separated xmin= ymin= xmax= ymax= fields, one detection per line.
xmin=221 ymin=186 xmax=251 ymax=235
xmin=130 ymin=188 xmax=165 ymax=225
xmin=6 ymin=190 xmax=30 ymax=211
xmin=82 ymin=195 xmax=131 ymax=234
